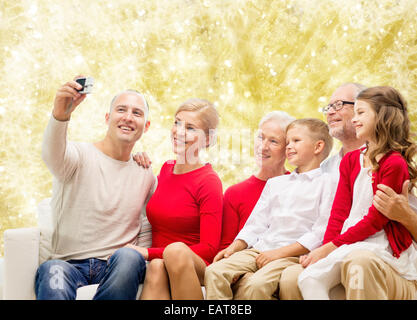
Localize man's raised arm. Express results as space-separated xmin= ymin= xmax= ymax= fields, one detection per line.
xmin=42 ymin=77 xmax=87 ymax=181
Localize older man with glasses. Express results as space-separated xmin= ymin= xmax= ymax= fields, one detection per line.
xmin=279 ymin=82 xmax=417 ymax=300
xmin=317 ymin=84 xmax=367 ymax=192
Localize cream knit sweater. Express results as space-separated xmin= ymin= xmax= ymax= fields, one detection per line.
xmin=42 ymin=116 xmax=156 ymax=261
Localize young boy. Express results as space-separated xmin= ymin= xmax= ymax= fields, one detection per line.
xmin=204 ymin=118 xmax=335 ymax=300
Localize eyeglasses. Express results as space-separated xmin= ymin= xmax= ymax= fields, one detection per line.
xmin=322 ymin=100 xmax=355 ymax=114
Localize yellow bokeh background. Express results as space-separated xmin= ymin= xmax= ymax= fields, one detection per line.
xmin=1 ymin=0 xmax=417 ymax=256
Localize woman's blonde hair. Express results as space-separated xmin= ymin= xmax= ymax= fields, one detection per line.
xmin=175 ymin=98 xmax=219 ymax=147
xmin=357 ymin=86 xmax=417 ymax=190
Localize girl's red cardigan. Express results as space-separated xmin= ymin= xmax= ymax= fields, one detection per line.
xmin=323 ymin=149 xmax=412 ymax=258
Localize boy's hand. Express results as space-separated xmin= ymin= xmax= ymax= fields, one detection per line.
xmin=256 ymin=249 xmax=284 ymax=269
xmin=52 ymin=76 xmax=87 ymax=121
xmin=299 ymin=242 xmax=337 ymax=268
xmin=213 ymin=240 xmax=247 ymax=262
xmin=213 ymin=248 xmax=230 ymax=262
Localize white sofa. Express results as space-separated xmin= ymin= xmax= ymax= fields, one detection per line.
xmin=3 ymin=226 xmax=148 ymax=300
xmin=2 ymin=198 xmax=152 ymax=300
xmin=0 ymin=257 xmax=3 ymax=300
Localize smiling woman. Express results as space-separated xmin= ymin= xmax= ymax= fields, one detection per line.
xmin=127 ymin=98 xmax=223 ymax=300
xmin=171 ymin=98 xmax=218 ymax=166
xmin=218 ymin=111 xmax=294 ymax=251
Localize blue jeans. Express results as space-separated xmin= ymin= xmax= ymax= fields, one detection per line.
xmin=35 ymin=247 xmax=146 ymax=300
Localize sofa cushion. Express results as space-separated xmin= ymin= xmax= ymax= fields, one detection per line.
xmin=0 ymin=257 xmax=4 ymax=300
xmin=76 ymin=284 xmax=99 ymax=300
xmin=75 ymin=284 xmax=144 ymax=300
xmin=37 ymin=198 xmax=53 ymax=265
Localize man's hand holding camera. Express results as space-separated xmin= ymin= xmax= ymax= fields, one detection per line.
xmin=53 ymin=76 xmax=91 ymax=121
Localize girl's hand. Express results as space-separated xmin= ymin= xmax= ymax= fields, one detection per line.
xmin=133 ymin=152 xmax=152 ymax=168
xmin=299 ymin=242 xmax=337 ymax=268
xmin=299 ymin=254 xmax=308 ymax=266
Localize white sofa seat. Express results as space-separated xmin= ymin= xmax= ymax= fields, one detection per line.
xmin=3 ymin=198 xmax=151 ymax=300
xmin=4 ymin=227 xmax=40 ymax=300
xmin=75 ymin=284 xmax=99 ymax=300
xmin=75 ymin=284 xmax=144 ymax=300
xmin=0 ymin=257 xmax=4 ymax=300
xmin=2 ymin=225 xmax=144 ymax=300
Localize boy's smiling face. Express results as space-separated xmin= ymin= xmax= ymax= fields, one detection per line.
xmin=285 ymin=124 xmax=317 ymax=168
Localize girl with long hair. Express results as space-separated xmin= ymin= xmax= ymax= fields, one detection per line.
xmin=298 ymin=86 xmax=417 ymax=299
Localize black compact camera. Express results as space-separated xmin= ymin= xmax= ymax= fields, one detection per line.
xmin=75 ymin=77 xmax=94 ymax=94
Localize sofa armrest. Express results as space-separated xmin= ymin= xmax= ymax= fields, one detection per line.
xmin=4 ymin=227 xmax=40 ymax=300
xmin=0 ymin=257 xmax=4 ymax=300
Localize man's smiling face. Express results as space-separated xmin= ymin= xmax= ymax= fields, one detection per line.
xmin=106 ymin=92 xmax=149 ymax=145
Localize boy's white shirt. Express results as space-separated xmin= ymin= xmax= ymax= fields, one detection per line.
xmin=235 ymin=167 xmax=336 ymax=252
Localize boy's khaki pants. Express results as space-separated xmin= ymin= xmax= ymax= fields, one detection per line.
xmin=204 ymin=248 xmax=301 ymax=300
